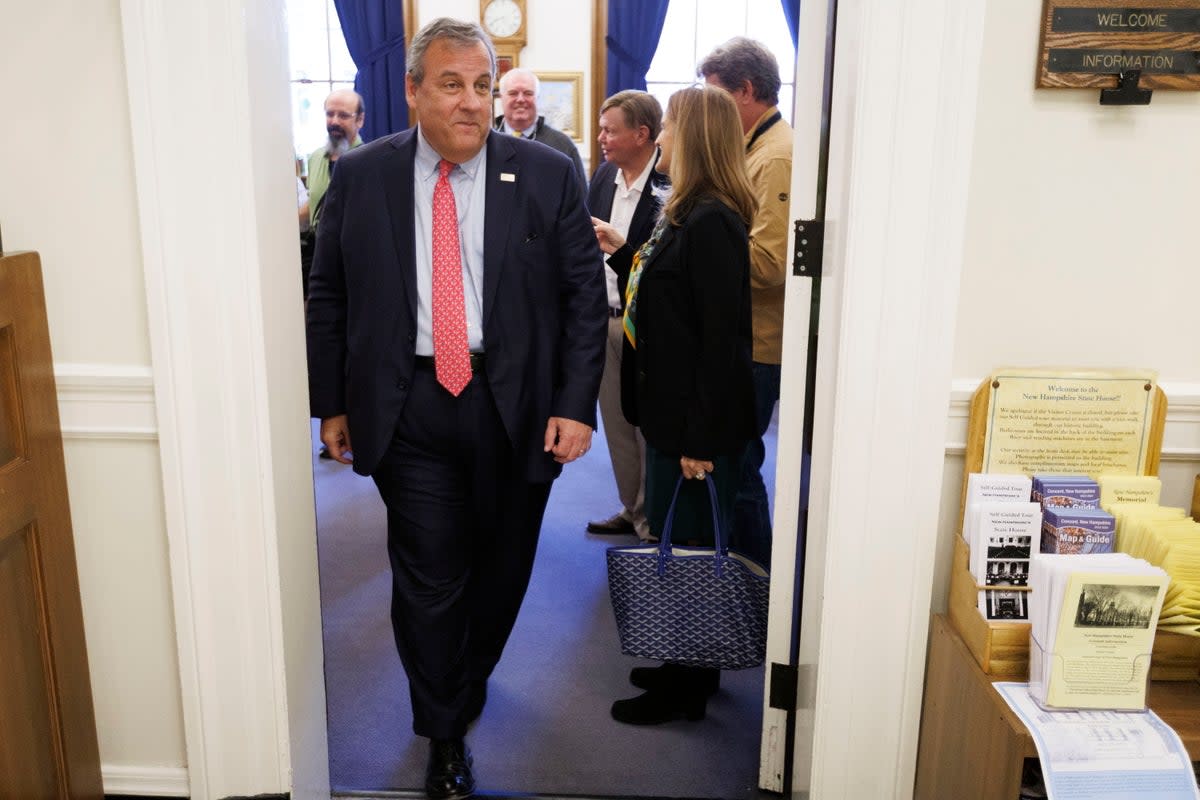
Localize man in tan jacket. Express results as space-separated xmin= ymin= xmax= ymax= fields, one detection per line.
xmin=700 ymin=37 xmax=793 ymax=568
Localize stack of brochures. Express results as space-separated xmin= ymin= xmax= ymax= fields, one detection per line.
xmin=1031 ymin=474 xmax=1119 ymax=556
xmin=963 ymin=473 xmax=1039 ymax=621
xmin=1109 ymin=503 xmax=1200 ymax=637
xmin=1028 ymin=552 xmax=1168 ymax=710
xmin=1098 ymin=474 xmax=1162 ymax=510
xmin=1033 ymin=474 xmax=1099 ymax=509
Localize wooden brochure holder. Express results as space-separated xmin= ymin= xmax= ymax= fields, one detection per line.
xmin=949 ymin=370 xmax=1200 ymax=680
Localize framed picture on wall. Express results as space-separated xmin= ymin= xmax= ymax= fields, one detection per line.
xmin=535 ymin=72 xmax=583 ymax=142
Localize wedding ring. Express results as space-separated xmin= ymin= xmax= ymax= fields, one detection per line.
xmin=695 ymin=470 xmax=706 ymax=480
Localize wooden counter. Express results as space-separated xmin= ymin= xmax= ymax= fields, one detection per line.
xmin=914 ymin=614 xmax=1200 ymax=800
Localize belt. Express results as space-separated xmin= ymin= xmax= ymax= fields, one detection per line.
xmin=414 ymin=352 xmax=486 ymax=373
xmin=608 ymin=306 xmax=623 ymax=318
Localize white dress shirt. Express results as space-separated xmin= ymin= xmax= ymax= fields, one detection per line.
xmin=605 ymin=154 xmax=657 ymax=309
xmin=413 ymin=128 xmax=488 ymax=355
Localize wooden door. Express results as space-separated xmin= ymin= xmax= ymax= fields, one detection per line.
xmin=0 ymin=251 xmax=103 ymax=800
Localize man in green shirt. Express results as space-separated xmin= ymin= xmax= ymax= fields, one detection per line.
xmin=303 ymin=88 xmax=365 ymax=296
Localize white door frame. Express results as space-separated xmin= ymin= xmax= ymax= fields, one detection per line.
xmin=783 ymin=0 xmax=987 ymax=796
xmin=119 ymin=0 xmax=329 ymax=796
xmin=119 ymin=0 xmax=984 ymax=797
xmin=755 ymin=0 xmax=828 ymax=788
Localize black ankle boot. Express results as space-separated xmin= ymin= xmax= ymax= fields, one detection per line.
xmin=611 ymin=686 xmax=708 ymax=725
xmin=629 ymin=663 xmax=720 ymax=696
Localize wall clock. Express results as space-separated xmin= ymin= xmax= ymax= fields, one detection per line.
xmin=481 ymin=0 xmax=527 ymax=44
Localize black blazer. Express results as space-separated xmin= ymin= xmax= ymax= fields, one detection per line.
xmin=611 ymin=197 xmax=756 ymax=460
xmin=587 ymin=155 xmax=670 ymax=307
xmin=305 ymin=128 xmax=608 ymax=481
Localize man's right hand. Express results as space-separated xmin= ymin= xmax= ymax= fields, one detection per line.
xmin=320 ymin=415 xmax=354 ymax=464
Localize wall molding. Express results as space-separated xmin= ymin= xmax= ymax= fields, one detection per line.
xmin=53 ymin=364 xmax=1198 ymax=461
xmin=55 ymin=362 xmax=157 ymax=440
xmin=102 ymin=764 xmax=189 ymax=797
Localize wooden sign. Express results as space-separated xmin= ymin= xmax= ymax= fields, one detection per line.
xmin=1038 ymin=0 xmax=1200 ymax=90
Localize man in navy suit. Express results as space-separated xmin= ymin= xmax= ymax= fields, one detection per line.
xmin=585 ymin=90 xmax=668 ymax=543
xmin=305 ymin=17 xmax=606 ymax=800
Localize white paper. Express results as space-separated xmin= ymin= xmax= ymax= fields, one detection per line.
xmin=995 ymin=682 xmax=1199 ymax=800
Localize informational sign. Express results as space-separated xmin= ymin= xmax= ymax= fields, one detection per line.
xmin=981 ymin=368 xmax=1158 ymax=476
xmin=995 ymin=682 xmax=1200 ymax=800
xmin=1038 ymin=0 xmax=1200 ymax=90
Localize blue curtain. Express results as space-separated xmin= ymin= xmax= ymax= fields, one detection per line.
xmin=781 ymin=0 xmax=800 ymax=48
xmin=332 ymin=0 xmax=408 ymax=141
xmin=605 ymin=0 xmax=671 ymax=97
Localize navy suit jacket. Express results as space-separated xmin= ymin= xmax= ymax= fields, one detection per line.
xmin=586 ymin=155 xmax=669 ymax=307
xmin=306 ymin=128 xmax=608 ymax=481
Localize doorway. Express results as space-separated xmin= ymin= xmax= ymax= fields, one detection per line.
xmin=112 ymin=0 xmax=985 ymax=794
xmin=304 ymin=5 xmax=821 ymax=799
xmin=313 ymin=412 xmax=781 ymax=798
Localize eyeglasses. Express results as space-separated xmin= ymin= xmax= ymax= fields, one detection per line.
xmin=326 ymin=110 xmax=359 ymax=121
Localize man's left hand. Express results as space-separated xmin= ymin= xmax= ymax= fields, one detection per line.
xmin=544 ymin=417 xmax=594 ymax=464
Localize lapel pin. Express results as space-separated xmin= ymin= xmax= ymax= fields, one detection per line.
xmin=500 ymin=172 xmax=516 ymax=182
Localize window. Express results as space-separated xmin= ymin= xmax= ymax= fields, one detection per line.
xmin=286 ymin=0 xmax=357 ymax=162
xmin=645 ymin=0 xmax=796 ymax=123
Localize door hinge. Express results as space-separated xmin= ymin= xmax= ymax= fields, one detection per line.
xmin=793 ymin=219 xmax=824 ymax=277
xmin=769 ymin=662 xmax=798 ymax=710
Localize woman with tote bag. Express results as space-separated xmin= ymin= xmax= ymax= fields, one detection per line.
xmin=593 ymin=84 xmax=760 ymax=725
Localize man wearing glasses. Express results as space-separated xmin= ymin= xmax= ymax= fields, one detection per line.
xmin=304 ymin=89 xmax=366 ymax=300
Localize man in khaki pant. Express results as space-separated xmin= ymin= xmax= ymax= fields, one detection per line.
xmin=700 ymin=38 xmax=794 ymax=567
xmin=585 ymin=90 xmax=667 ymax=542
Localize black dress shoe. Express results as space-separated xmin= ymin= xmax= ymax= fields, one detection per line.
xmin=425 ymin=738 xmax=475 ymax=800
xmin=611 ymin=687 xmax=708 ymax=725
xmin=586 ymin=513 xmax=636 ymax=535
xmin=630 ymin=663 xmax=720 ymax=696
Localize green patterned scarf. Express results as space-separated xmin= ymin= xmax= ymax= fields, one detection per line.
xmin=622 ymin=218 xmax=668 ymax=348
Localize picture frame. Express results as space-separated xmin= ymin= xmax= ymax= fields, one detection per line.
xmin=535 ymin=72 xmax=584 ymax=142
xmin=496 ymin=51 xmax=517 ymax=77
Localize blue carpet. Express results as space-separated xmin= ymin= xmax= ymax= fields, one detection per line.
xmin=314 ymin=412 xmax=779 ymax=798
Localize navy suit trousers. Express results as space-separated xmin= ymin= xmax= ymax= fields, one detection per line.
xmin=370 ymin=363 xmax=552 ymax=739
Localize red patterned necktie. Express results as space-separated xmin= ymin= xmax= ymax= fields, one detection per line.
xmin=432 ymin=159 xmax=472 ymax=396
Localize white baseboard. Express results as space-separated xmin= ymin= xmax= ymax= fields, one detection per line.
xmin=102 ymin=763 xmax=189 ymax=796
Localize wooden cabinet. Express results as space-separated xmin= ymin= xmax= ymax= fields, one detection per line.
xmin=914 ymin=614 xmax=1200 ymax=800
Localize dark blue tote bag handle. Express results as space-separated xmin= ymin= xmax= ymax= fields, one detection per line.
xmin=656 ymin=476 xmax=727 ymax=578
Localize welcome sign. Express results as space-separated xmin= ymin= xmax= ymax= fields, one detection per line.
xmin=1037 ymin=0 xmax=1200 ymax=90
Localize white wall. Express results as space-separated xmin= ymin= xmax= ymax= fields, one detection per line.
xmin=0 ymin=0 xmax=187 ymax=792
xmin=417 ymin=0 xmax=594 ymax=172
xmin=932 ymin=0 xmax=1200 ymax=611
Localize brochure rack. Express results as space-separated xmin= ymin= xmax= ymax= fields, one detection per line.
xmin=948 ymin=372 xmax=1200 ymax=681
